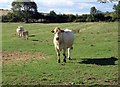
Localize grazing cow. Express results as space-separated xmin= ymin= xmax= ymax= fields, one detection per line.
xmin=16 ymin=26 xmax=24 ymax=37
xmin=22 ymin=30 xmax=29 ymax=40
xmin=51 ymin=27 xmax=74 ymax=63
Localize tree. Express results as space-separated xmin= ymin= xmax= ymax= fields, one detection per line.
xmin=90 ymin=7 xmax=97 ymax=21
xmin=49 ymin=10 xmax=57 ymax=22
xmin=86 ymin=15 xmax=94 ymax=22
xmin=11 ymin=0 xmax=38 ymax=23
xmin=89 ymin=6 xmax=106 ymax=22
xmin=113 ymin=1 xmax=120 ymax=20
xmin=67 ymin=14 xmax=76 ymax=22
xmin=94 ymin=13 xmax=105 ymax=21
xmin=98 ymin=0 xmax=120 ymax=21
xmin=90 ymin=7 xmax=97 ymax=15
xmin=49 ymin=10 xmax=57 ymax=16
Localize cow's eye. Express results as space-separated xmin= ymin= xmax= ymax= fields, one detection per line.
xmin=56 ymin=37 xmax=59 ymax=40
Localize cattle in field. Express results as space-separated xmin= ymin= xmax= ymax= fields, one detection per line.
xmin=51 ymin=27 xmax=74 ymax=63
xmin=16 ymin=26 xmax=24 ymax=37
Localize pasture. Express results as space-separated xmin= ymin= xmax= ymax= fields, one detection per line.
xmin=2 ymin=22 xmax=118 ymax=85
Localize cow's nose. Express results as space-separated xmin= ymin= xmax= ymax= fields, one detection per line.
xmin=56 ymin=37 xmax=59 ymax=40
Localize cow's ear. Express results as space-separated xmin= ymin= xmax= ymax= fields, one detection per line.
xmin=51 ymin=30 xmax=54 ymax=33
xmin=61 ymin=30 xmax=64 ymax=32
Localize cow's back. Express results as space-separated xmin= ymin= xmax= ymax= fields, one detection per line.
xmin=63 ymin=29 xmax=74 ymax=48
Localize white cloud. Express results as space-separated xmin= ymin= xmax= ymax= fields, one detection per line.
xmin=78 ymin=3 xmax=96 ymax=9
xmin=0 ymin=0 xmax=13 ymax=10
xmin=72 ymin=0 xmax=96 ymax=3
xmin=36 ymin=0 xmax=74 ymax=8
xmin=0 ymin=0 xmax=13 ymax=3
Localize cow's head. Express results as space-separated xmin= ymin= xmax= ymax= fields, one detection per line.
xmin=51 ymin=27 xmax=64 ymax=41
xmin=18 ymin=26 xmax=24 ymax=31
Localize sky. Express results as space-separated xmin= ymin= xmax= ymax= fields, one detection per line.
xmin=0 ymin=0 xmax=118 ymax=15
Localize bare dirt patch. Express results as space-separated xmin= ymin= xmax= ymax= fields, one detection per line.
xmin=1 ymin=51 xmax=47 ymax=63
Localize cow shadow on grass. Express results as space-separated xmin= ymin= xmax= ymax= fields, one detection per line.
xmin=28 ymin=34 xmax=39 ymax=42
xmin=32 ymin=39 xmax=39 ymax=41
xmin=78 ymin=57 xmax=118 ymax=66
xmin=29 ymin=34 xmax=35 ymax=37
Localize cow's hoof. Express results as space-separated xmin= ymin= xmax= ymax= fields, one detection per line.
xmin=68 ymin=57 xmax=71 ymax=60
xmin=63 ymin=59 xmax=66 ymax=63
xmin=58 ymin=59 xmax=60 ymax=63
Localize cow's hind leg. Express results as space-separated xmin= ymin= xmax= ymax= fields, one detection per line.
xmin=68 ymin=48 xmax=71 ymax=60
xmin=63 ymin=49 xmax=66 ymax=63
xmin=68 ymin=47 xmax=73 ymax=60
xmin=58 ymin=54 xmax=60 ymax=63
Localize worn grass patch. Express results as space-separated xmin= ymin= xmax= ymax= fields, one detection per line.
xmin=2 ymin=51 xmax=47 ymax=63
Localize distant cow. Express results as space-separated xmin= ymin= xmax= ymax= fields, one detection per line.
xmin=51 ymin=27 xmax=74 ymax=63
xmin=22 ymin=30 xmax=29 ymax=40
xmin=16 ymin=26 xmax=24 ymax=37
xmin=72 ymin=29 xmax=80 ymax=33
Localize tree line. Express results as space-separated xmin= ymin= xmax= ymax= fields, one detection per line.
xmin=1 ymin=0 xmax=120 ymax=23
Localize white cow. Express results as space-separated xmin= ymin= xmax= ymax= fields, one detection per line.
xmin=51 ymin=27 xmax=74 ymax=63
xmin=16 ymin=26 xmax=24 ymax=37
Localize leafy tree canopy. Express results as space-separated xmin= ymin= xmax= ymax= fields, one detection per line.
xmin=12 ymin=0 xmax=37 ymax=12
xmin=11 ymin=0 xmax=38 ymax=22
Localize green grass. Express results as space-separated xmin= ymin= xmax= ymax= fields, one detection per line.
xmin=2 ymin=22 xmax=118 ymax=85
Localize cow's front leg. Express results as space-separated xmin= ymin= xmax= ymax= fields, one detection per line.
xmin=18 ymin=32 xmax=20 ymax=37
xmin=63 ymin=49 xmax=66 ymax=63
xmin=56 ymin=48 xmax=60 ymax=63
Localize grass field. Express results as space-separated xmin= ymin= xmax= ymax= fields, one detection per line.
xmin=2 ymin=22 xmax=118 ymax=85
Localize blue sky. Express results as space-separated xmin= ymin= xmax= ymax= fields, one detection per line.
xmin=0 ymin=0 xmax=118 ymax=15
